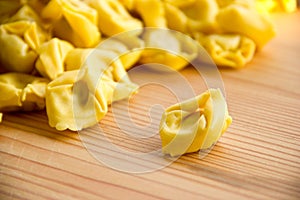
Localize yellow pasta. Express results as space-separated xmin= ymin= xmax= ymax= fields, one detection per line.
xmin=64 ymin=48 xmax=93 ymax=71
xmin=0 ymin=0 xmax=20 ymax=24
xmin=46 ymin=52 xmax=138 ymax=131
xmin=65 ymin=38 xmax=143 ymax=71
xmin=46 ymin=70 xmax=108 ymax=131
xmin=164 ymin=0 xmax=219 ymax=34
xmin=36 ymin=38 xmax=74 ymax=80
xmin=216 ymin=0 xmax=255 ymax=8
xmin=6 ymin=5 xmax=42 ymax=24
xmin=163 ymin=0 xmax=196 ymax=8
xmin=0 ymin=0 xmax=285 ymax=131
xmin=164 ymin=2 xmax=189 ymax=33
xmin=0 ymin=73 xmax=49 ymax=112
xmin=139 ymin=29 xmax=197 ymax=70
xmin=99 ymin=36 xmax=144 ymax=70
xmin=277 ymin=0 xmax=297 ymax=12
xmin=216 ymin=2 xmax=276 ymax=49
xmin=21 ymin=0 xmax=49 ymax=13
xmin=195 ymin=33 xmax=256 ymax=68
xmin=255 ymin=0 xmax=297 ymax=13
xmin=85 ymin=0 xmax=143 ymax=36
xmin=0 ymin=20 xmax=48 ymax=73
xmin=134 ymin=0 xmax=167 ymax=27
xmin=159 ymin=88 xmax=232 ymax=156
xmin=41 ymin=0 xmax=101 ymax=48
xmin=65 ymin=48 xmax=138 ymax=103
xmin=83 ymin=49 xmax=138 ymax=103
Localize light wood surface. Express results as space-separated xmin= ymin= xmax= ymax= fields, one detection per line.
xmin=1 ymin=11 xmax=300 ymax=200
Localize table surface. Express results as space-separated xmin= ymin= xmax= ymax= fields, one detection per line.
xmin=1 ymin=11 xmax=300 ymax=200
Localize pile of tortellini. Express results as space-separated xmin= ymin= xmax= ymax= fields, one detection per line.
xmin=0 ymin=0 xmax=296 ymax=132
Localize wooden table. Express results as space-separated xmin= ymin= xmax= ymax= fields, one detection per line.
xmin=1 ymin=11 xmax=300 ymax=200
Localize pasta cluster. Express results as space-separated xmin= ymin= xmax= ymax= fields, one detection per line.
xmin=0 ymin=0 xmax=296 ymax=131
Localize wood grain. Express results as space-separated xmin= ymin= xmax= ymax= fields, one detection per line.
xmin=1 ymin=11 xmax=300 ymax=200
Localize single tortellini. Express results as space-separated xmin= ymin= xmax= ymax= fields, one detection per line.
xmin=46 ymin=70 xmax=108 ymax=131
xmin=85 ymin=0 xmax=143 ymax=36
xmin=216 ymin=2 xmax=276 ymax=49
xmin=46 ymin=51 xmax=138 ymax=131
xmin=194 ymin=33 xmax=256 ymax=68
xmin=139 ymin=29 xmax=197 ymax=71
xmin=36 ymin=38 xmax=74 ymax=80
xmin=0 ymin=20 xmax=49 ymax=73
xmin=0 ymin=73 xmax=49 ymax=112
xmin=159 ymin=88 xmax=232 ymax=156
xmin=41 ymin=0 xmax=101 ymax=48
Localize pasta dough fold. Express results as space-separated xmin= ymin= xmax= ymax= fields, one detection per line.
xmin=36 ymin=38 xmax=74 ymax=80
xmin=0 ymin=73 xmax=49 ymax=112
xmin=85 ymin=0 xmax=143 ymax=36
xmin=134 ymin=0 xmax=167 ymax=27
xmin=99 ymin=35 xmax=144 ymax=70
xmin=41 ymin=0 xmax=101 ymax=47
xmin=0 ymin=20 xmax=48 ymax=73
xmin=164 ymin=0 xmax=219 ymax=34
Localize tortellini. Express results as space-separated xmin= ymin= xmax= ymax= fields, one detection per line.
xmin=36 ymin=38 xmax=74 ymax=80
xmin=80 ymin=49 xmax=138 ymax=103
xmin=139 ymin=29 xmax=197 ymax=70
xmin=21 ymin=0 xmax=49 ymax=14
xmin=99 ymin=35 xmax=144 ymax=70
xmin=0 ymin=20 xmax=48 ymax=73
xmin=46 ymin=70 xmax=108 ymax=131
xmin=133 ymin=0 xmax=167 ymax=27
xmin=165 ymin=0 xmax=220 ymax=34
xmin=46 ymin=50 xmax=138 ymax=131
xmin=0 ymin=73 xmax=49 ymax=112
xmin=6 ymin=5 xmax=43 ymax=24
xmin=255 ymin=0 xmax=297 ymax=13
xmin=65 ymin=36 xmax=143 ymax=71
xmin=164 ymin=2 xmax=189 ymax=33
xmin=159 ymin=88 xmax=232 ymax=156
xmin=85 ymin=0 xmax=143 ymax=36
xmin=0 ymin=0 xmax=288 ymax=132
xmin=41 ymin=0 xmax=101 ymax=48
xmin=64 ymin=48 xmax=93 ymax=71
xmin=195 ymin=33 xmax=256 ymax=68
xmin=216 ymin=2 xmax=276 ymax=49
